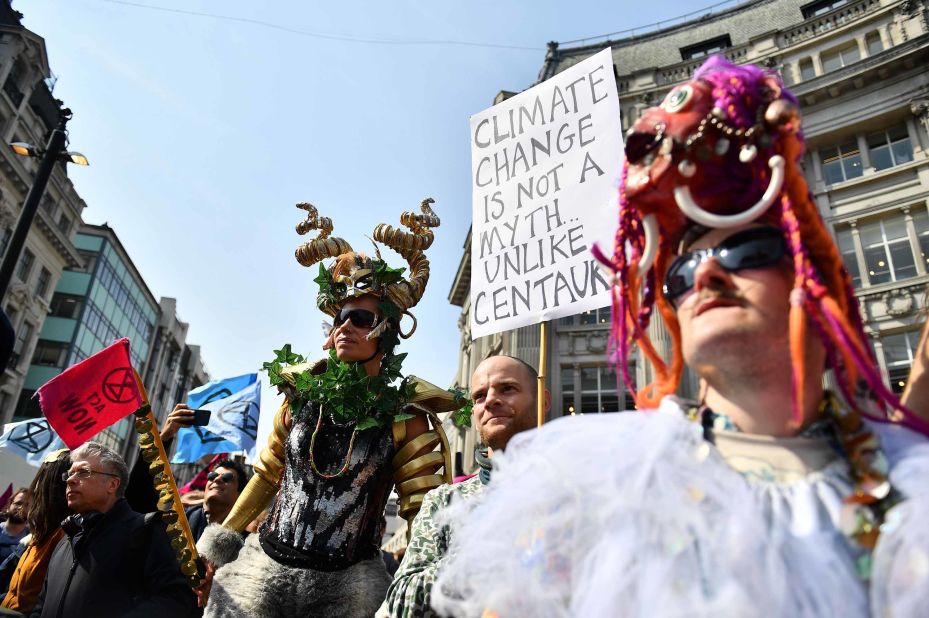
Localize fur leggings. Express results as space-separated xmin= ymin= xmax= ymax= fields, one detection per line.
xmin=204 ymin=534 xmax=391 ymax=618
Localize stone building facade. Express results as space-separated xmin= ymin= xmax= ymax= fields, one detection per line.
xmin=449 ymin=0 xmax=929 ymax=473
xmin=0 ymin=3 xmax=85 ymax=423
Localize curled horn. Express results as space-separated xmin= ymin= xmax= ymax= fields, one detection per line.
xmin=372 ymin=197 xmax=439 ymax=311
xmin=294 ymin=202 xmax=353 ymax=267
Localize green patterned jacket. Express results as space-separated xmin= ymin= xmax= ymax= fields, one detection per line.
xmin=387 ymin=476 xmax=484 ymax=618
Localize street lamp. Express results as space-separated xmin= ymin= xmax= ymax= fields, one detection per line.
xmin=0 ymin=107 xmax=88 ymax=297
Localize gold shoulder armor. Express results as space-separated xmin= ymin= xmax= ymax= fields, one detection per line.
xmin=392 ymin=376 xmax=457 ymax=528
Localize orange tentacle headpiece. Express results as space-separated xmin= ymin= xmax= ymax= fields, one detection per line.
xmin=599 ymin=56 xmax=928 ymax=435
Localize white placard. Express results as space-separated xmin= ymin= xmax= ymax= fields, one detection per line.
xmin=469 ymin=48 xmax=624 ymax=339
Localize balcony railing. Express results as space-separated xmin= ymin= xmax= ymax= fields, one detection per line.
xmin=657 ymin=43 xmax=750 ymax=86
xmin=779 ymin=0 xmax=881 ymax=48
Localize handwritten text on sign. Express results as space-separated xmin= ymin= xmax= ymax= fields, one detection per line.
xmin=469 ymin=48 xmax=623 ymax=338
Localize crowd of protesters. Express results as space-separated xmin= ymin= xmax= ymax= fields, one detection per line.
xmin=0 ymin=402 xmax=259 ymax=618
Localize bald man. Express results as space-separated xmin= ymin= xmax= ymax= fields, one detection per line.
xmin=387 ymin=355 xmax=550 ymax=618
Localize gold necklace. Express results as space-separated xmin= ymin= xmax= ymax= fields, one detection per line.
xmin=307 ymin=405 xmax=360 ymax=480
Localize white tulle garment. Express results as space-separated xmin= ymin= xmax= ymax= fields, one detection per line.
xmin=431 ymin=398 xmax=929 ymax=617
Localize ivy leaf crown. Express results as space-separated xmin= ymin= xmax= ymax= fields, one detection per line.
xmin=262 ymin=345 xmax=416 ymax=430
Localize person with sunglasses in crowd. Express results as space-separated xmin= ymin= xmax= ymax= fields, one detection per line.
xmin=185 ymin=461 xmax=247 ymax=543
xmin=195 ymin=202 xmax=462 ymax=618
xmin=429 ymin=58 xmax=929 ymax=617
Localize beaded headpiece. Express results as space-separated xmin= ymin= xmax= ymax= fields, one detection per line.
xmin=594 ymin=56 xmax=927 ymax=435
xmin=294 ymin=198 xmax=440 ymax=344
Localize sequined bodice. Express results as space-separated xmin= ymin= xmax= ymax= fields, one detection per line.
xmin=259 ymin=401 xmax=395 ymax=571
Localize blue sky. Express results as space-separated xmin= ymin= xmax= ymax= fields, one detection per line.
xmin=20 ymin=0 xmax=699 ymax=405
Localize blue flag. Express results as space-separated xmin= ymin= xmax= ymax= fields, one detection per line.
xmin=0 ymin=418 xmax=67 ymax=466
xmin=172 ymin=374 xmax=261 ymax=463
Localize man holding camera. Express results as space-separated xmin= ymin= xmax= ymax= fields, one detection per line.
xmin=158 ymin=405 xmax=249 ymax=542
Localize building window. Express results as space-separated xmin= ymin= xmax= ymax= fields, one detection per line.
xmin=799 ymin=58 xmax=816 ymax=81
xmin=561 ymin=367 xmax=576 ymax=415
xmin=821 ymin=43 xmax=860 ymax=74
xmin=581 ymin=307 xmax=610 ymax=326
xmin=76 ymin=250 xmax=97 ymax=273
xmin=50 ymin=293 xmax=84 ymax=319
xmin=866 ymin=31 xmax=883 ymax=56
xmin=2 ymin=60 xmax=25 ymax=108
xmin=859 ymin=215 xmax=916 ymax=285
xmin=13 ymin=390 xmax=40 ymax=420
xmin=913 ymin=208 xmax=929 ymax=271
xmin=867 ymin=124 xmax=913 ymax=172
xmin=836 ymin=228 xmax=861 ymax=287
xmin=821 ymin=140 xmax=863 ymax=184
xmin=680 ymin=35 xmax=732 ymax=61
xmin=801 ymin=0 xmax=849 ymax=19
xmin=883 ymin=331 xmax=918 ymax=393
xmin=0 ymin=228 xmax=11 ymax=257
xmin=11 ymin=321 xmax=34 ymax=370
xmin=57 ymin=212 xmax=72 ymax=236
xmin=40 ymin=195 xmax=56 ymax=215
xmin=35 ymin=267 xmax=51 ymax=299
xmin=16 ymin=248 xmax=34 ymax=282
xmin=580 ymin=365 xmax=624 ymax=413
xmin=558 ymin=306 xmax=610 ymax=327
xmin=31 ymin=340 xmax=69 ymax=367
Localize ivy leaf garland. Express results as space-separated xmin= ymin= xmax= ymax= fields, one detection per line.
xmin=260 ymin=344 xmax=306 ymax=388
xmin=449 ymin=387 xmax=473 ymax=428
xmin=263 ymin=346 xmax=417 ymax=430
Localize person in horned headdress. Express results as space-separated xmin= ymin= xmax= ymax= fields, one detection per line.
xmin=429 ymin=57 xmax=929 ymax=617
xmin=196 ymin=199 xmax=462 ymax=618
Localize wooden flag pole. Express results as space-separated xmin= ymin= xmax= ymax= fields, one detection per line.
xmin=131 ymin=370 xmax=203 ymax=587
xmin=537 ymin=320 xmax=548 ymax=427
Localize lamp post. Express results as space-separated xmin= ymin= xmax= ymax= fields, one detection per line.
xmin=0 ymin=108 xmax=88 ymax=298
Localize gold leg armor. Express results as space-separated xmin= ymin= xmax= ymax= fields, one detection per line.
xmin=221 ymin=399 xmax=291 ymax=532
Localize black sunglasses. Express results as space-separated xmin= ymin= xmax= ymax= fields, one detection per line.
xmin=333 ymin=308 xmax=380 ymax=330
xmin=663 ymin=227 xmax=787 ymax=304
xmin=207 ymin=471 xmax=235 ymax=484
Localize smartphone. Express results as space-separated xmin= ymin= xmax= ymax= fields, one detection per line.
xmin=191 ymin=409 xmax=212 ymax=427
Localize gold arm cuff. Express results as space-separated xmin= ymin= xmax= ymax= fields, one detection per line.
xmin=397 ymin=493 xmax=425 ymax=520
xmin=391 ymin=431 xmax=440 ymax=468
xmin=221 ymin=400 xmax=291 ymax=532
xmin=396 ymin=474 xmax=444 ymax=497
xmin=394 ymin=451 xmax=444 ymax=482
xmin=392 ymin=416 xmax=407 ymax=449
xmin=221 ymin=473 xmax=279 ymax=532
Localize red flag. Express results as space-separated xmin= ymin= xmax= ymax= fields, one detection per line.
xmin=35 ymin=338 xmax=143 ymax=449
xmin=0 ymin=483 xmax=12 ymax=512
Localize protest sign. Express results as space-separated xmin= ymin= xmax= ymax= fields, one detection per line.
xmin=469 ymin=48 xmax=623 ymax=338
xmin=172 ymin=374 xmax=261 ymax=463
xmin=35 ymin=338 xmax=143 ymax=449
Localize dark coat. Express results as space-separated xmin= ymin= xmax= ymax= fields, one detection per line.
xmin=186 ymin=505 xmax=207 ymax=542
xmin=30 ymin=499 xmax=196 ymax=618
